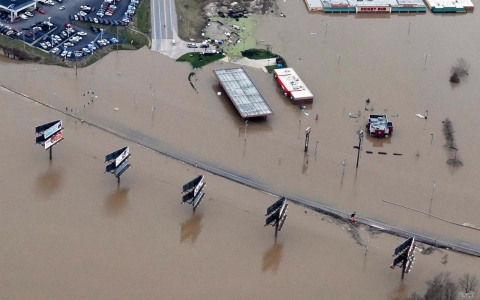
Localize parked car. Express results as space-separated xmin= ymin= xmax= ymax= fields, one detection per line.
xmin=77 ymin=31 xmax=87 ymax=36
xmin=20 ymin=14 xmax=28 ymax=20
xmin=24 ymin=11 xmax=34 ymax=17
xmin=37 ymin=8 xmax=45 ymax=14
xmin=187 ymin=43 xmax=197 ymax=48
xmin=51 ymin=47 xmax=59 ymax=53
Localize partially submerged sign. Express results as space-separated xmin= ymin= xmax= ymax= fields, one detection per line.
xmin=44 ymin=130 xmax=64 ymax=150
xmin=35 ymin=120 xmax=64 ymax=160
xmin=391 ymin=237 xmax=416 ymax=279
xmin=105 ymin=147 xmax=131 ymax=184
xmin=182 ymin=175 xmax=206 ymax=211
xmin=265 ymin=197 xmax=288 ymax=237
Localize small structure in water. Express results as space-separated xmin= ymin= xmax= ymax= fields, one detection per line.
xmin=366 ymin=114 xmax=393 ymax=138
xmin=273 ymin=68 xmax=313 ymax=105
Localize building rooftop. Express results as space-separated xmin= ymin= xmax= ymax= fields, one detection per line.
xmin=0 ymin=0 xmax=34 ymax=10
xmin=274 ymin=68 xmax=313 ymax=101
xmin=213 ymin=68 xmax=274 ymax=119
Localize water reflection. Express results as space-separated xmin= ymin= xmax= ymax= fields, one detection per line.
xmin=180 ymin=213 xmax=203 ymax=244
xmin=365 ymin=135 xmax=392 ymax=148
xmin=387 ymin=282 xmax=408 ymax=300
xmin=34 ymin=166 xmax=63 ymax=199
xmin=262 ymin=241 xmax=284 ymax=274
xmin=105 ymin=186 xmax=129 ymax=216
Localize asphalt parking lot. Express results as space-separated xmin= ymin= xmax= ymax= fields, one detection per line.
xmin=0 ymin=0 xmax=139 ymax=60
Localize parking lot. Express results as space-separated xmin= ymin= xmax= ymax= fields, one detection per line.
xmin=0 ymin=0 xmax=140 ymax=60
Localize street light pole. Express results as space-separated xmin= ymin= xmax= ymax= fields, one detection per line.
xmin=356 ymin=131 xmax=364 ymax=168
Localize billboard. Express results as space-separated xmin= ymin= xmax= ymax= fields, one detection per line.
xmin=183 ymin=175 xmax=203 ymax=193
xmin=115 ymin=147 xmax=130 ymax=167
xmin=193 ymin=176 xmax=204 ymax=197
xmin=44 ymin=130 xmax=63 ymax=149
xmin=44 ymin=120 xmax=62 ymax=139
xmin=115 ymin=159 xmax=130 ymax=177
xmin=266 ymin=197 xmax=285 ymax=216
xmin=193 ymin=190 xmax=205 ymax=210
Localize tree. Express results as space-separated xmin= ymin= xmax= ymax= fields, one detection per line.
xmin=442 ymin=118 xmax=456 ymax=150
xmin=424 ymin=272 xmax=458 ymax=300
xmin=450 ymin=58 xmax=469 ymax=83
xmin=458 ymin=273 xmax=478 ymax=294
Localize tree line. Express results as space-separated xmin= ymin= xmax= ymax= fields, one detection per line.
xmin=407 ymin=273 xmax=478 ymax=300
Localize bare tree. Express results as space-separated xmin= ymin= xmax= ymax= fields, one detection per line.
xmin=450 ymin=58 xmax=469 ymax=83
xmin=442 ymin=118 xmax=456 ymax=150
xmin=458 ymin=273 xmax=478 ymax=294
xmin=452 ymin=58 xmax=470 ymax=77
xmin=424 ymin=272 xmax=458 ymax=300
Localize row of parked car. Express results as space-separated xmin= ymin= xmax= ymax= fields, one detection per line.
xmin=0 ymin=23 xmax=22 ymax=37
xmin=49 ymin=36 xmax=119 ymax=59
xmin=71 ymin=14 xmax=126 ymax=26
xmin=97 ymin=0 xmax=118 ymax=17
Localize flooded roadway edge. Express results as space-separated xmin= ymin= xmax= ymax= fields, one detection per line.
xmin=3 ymin=81 xmax=479 ymax=258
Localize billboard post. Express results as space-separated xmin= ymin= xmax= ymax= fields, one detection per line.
xmin=305 ymin=127 xmax=311 ymax=152
xmin=265 ymin=197 xmax=288 ymax=238
xmin=105 ymin=147 xmax=131 ymax=185
xmin=182 ymin=175 xmax=206 ymax=212
xmin=391 ymin=237 xmax=416 ymax=279
xmin=35 ymin=120 xmax=64 ymax=160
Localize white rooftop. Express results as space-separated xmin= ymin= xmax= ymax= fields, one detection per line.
xmin=213 ymin=68 xmax=274 ymax=118
xmin=349 ymin=0 xmax=398 ymax=6
xmin=321 ymin=0 xmax=349 ymax=6
xmin=396 ymin=0 xmax=425 ymax=5
xmin=424 ymin=0 xmax=473 ymax=8
xmin=305 ymin=0 xmax=325 ymax=8
xmin=274 ymin=68 xmax=313 ymax=101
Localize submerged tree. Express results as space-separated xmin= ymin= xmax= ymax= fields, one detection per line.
xmin=458 ymin=273 xmax=478 ymax=294
xmin=424 ymin=272 xmax=457 ymax=300
xmin=450 ymin=58 xmax=470 ymax=83
xmin=442 ymin=118 xmax=456 ymax=150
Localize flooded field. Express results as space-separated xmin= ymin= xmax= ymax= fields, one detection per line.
xmin=1 ymin=86 xmax=479 ymax=298
xmin=1 ymin=3 xmax=480 ymax=297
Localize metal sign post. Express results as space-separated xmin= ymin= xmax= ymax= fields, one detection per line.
xmin=35 ymin=120 xmax=64 ymax=160
xmin=105 ymin=147 xmax=131 ymax=185
xmin=304 ymin=127 xmax=311 ymax=152
xmin=391 ymin=237 xmax=415 ymax=279
xmin=356 ymin=130 xmax=364 ymax=168
xmin=265 ymin=197 xmax=288 ymax=238
xmin=182 ymin=175 xmax=206 ymax=211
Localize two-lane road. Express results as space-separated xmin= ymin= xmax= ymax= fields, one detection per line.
xmin=151 ymin=0 xmax=173 ymax=52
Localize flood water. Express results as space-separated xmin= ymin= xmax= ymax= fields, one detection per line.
xmin=1 ymin=4 xmax=480 ymax=298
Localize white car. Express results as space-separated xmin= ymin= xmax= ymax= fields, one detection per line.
xmin=93 ymin=18 xmax=98 ymax=23
xmin=80 ymin=5 xmax=91 ymax=10
xmin=67 ymin=51 xmax=72 ymax=58
xmin=60 ymin=50 xmax=67 ymax=57
xmin=45 ymin=41 xmax=52 ymax=47
xmin=20 ymin=14 xmax=28 ymax=20
xmin=77 ymin=31 xmax=87 ymax=36
xmin=25 ymin=11 xmax=34 ymax=17
xmin=59 ymin=6 xmax=65 ymax=10
xmin=78 ymin=11 xmax=87 ymax=16
xmin=82 ymin=48 xmax=90 ymax=54
xmin=51 ymin=47 xmax=59 ymax=53
xmin=40 ymin=43 xmax=48 ymax=49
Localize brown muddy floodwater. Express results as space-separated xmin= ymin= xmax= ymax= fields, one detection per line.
xmin=1 ymin=5 xmax=480 ymax=298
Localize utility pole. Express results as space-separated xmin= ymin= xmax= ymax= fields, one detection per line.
xmin=356 ymin=131 xmax=364 ymax=168
xmin=406 ymin=22 xmax=411 ymax=43
xmin=244 ymin=119 xmax=248 ymax=141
